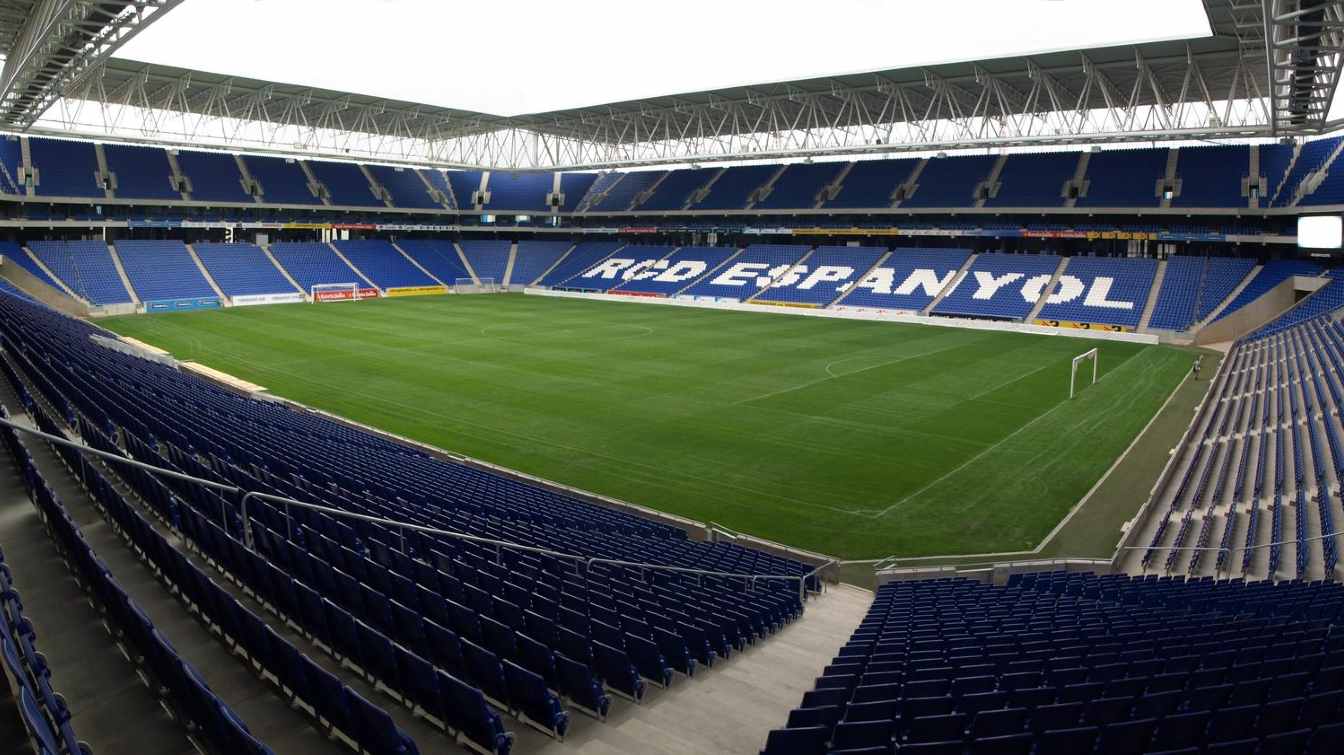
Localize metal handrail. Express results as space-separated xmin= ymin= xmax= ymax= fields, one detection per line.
xmin=0 ymin=415 xmax=817 ymax=603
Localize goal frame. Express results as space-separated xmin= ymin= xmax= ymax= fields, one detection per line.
xmin=1070 ymin=347 xmax=1099 ymax=399
xmin=453 ymin=277 xmax=501 ymax=294
xmin=311 ymin=282 xmax=366 ymax=302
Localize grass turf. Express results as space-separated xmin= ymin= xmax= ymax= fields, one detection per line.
xmin=99 ymin=294 xmax=1192 ymax=560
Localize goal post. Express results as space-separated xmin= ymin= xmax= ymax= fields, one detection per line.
xmin=311 ymin=282 xmax=366 ymax=302
xmin=453 ymin=277 xmax=500 ymax=294
xmin=1070 ymin=348 xmax=1099 ymax=399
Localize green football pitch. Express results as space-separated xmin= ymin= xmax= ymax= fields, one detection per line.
xmin=100 ymin=294 xmax=1191 ymax=560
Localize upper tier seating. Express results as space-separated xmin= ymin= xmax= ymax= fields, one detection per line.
xmin=566 ymin=246 xmax=679 ymax=292
xmin=114 ymin=240 xmax=217 ymax=302
xmin=27 ymin=240 xmax=132 ymax=305
xmin=824 ymin=159 xmax=918 ymax=209
xmin=331 ymin=240 xmax=437 ymax=289
xmin=1258 ymin=144 xmax=1294 ymax=208
xmin=458 ymin=240 xmax=512 ymax=283
xmin=537 ymin=241 xmax=625 ymax=286
xmin=755 ymin=246 xmax=886 ymax=306
xmin=556 ymin=173 xmax=597 ymax=213
xmin=484 ymin=172 xmax=552 ymax=212
xmin=1077 ymin=148 xmax=1169 ymax=208
xmin=103 ymin=143 xmax=180 ymax=200
xmin=985 ymin=153 xmax=1078 ymax=207
xmin=574 ymin=172 xmax=623 ymax=211
xmin=839 ymin=248 xmax=972 ymax=311
xmin=508 ymin=241 xmax=572 ymax=286
xmin=243 ymin=156 xmax=321 ymax=205
xmin=692 ymin=165 xmax=778 ymax=210
xmin=1275 ymin=137 xmax=1339 ymax=206
xmin=636 ymin=168 xmax=719 ymax=211
xmin=1214 ymin=260 xmax=1323 ymax=322
xmin=752 ymin=162 xmax=845 ymax=210
xmin=268 ymin=243 xmax=363 ymax=292
xmin=680 ymin=245 xmax=811 ymax=301
xmin=764 ymin=572 xmax=1344 ymax=755
xmin=902 ymin=155 xmax=997 ymax=208
xmin=589 ymin=171 xmax=666 ymax=212
xmin=447 ymin=171 xmax=484 ymax=208
xmin=423 ymin=170 xmax=459 ymax=210
xmin=0 ymin=135 xmax=22 ymax=194
xmin=176 ymin=150 xmax=254 ymax=203
xmin=28 ymin=137 xmax=103 ymax=198
xmin=1035 ymin=256 xmax=1158 ymax=328
xmin=931 ymin=253 xmax=1061 ymax=320
xmin=367 ymin=165 xmax=440 ymax=209
xmin=1173 ymin=146 xmax=1250 ymax=208
xmin=395 ymin=240 xmax=470 ymax=284
xmin=308 ymin=160 xmax=380 ymax=206
xmin=0 ymin=242 xmax=62 ymax=291
xmin=192 ymin=243 xmax=300 ymax=297
xmin=614 ymin=246 xmax=739 ymax=296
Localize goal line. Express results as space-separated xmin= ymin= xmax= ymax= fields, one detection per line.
xmin=454 ymin=277 xmax=502 ymax=294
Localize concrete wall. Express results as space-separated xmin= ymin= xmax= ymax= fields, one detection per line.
xmin=0 ymin=259 xmax=89 ymax=317
xmin=1194 ymin=276 xmax=1303 ymax=345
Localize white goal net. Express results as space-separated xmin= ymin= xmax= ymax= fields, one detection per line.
xmin=454 ymin=277 xmax=501 ymax=293
xmin=311 ymin=282 xmax=370 ymax=302
xmin=1070 ymin=348 xmax=1099 ymax=399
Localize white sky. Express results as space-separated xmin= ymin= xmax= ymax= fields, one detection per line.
xmin=116 ymin=0 xmax=1214 ymax=117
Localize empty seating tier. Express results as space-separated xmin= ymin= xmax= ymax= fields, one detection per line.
xmin=1035 ymin=257 xmax=1157 ymax=329
xmin=756 ymin=246 xmax=886 ymax=307
xmin=839 ymin=249 xmax=973 ymax=312
xmin=395 ymin=240 xmax=471 ymax=284
xmin=537 ymin=241 xmax=625 ymax=287
xmin=931 ymin=253 xmax=1060 ymax=321
xmin=27 ymin=240 xmax=132 ymax=305
xmin=244 ymin=156 xmax=321 ymax=205
xmin=509 ymin=241 xmax=573 ymax=286
xmin=458 ymin=240 xmax=512 ymax=284
xmin=614 ymin=246 xmax=739 ymax=296
xmin=176 ymin=150 xmax=253 ymax=203
xmin=680 ymin=245 xmax=811 ymax=302
xmin=28 ymin=137 xmax=103 ymax=198
xmin=114 ymin=240 xmax=218 ymax=303
xmin=103 ymin=143 xmax=180 ymax=200
xmin=308 ymin=160 xmax=381 ymax=206
xmin=332 ymin=240 xmax=437 ymax=289
xmin=268 ymin=243 xmax=364 ymax=293
xmin=193 ymin=243 xmax=300 ymax=297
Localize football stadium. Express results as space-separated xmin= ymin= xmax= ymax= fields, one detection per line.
xmin=3 ymin=1 xmax=1344 ymax=753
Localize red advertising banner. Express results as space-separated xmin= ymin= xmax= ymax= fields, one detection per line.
xmin=314 ymin=287 xmax=381 ymax=302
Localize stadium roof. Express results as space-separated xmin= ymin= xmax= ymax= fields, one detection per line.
xmin=4 ymin=0 xmax=1344 ymax=170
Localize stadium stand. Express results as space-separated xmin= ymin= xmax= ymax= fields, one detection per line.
xmin=1249 ymin=270 xmax=1344 ymax=338
xmin=1035 ymin=256 xmax=1158 ymax=328
xmin=27 ymin=240 xmax=132 ymax=305
xmin=508 ymin=240 xmax=573 ymax=286
xmin=636 ymin=168 xmax=719 ymax=211
xmin=1193 ymin=257 xmax=1259 ymax=323
xmin=902 ymin=155 xmax=997 ymax=208
xmin=458 ymin=240 xmax=512 ymax=283
xmin=556 ymin=173 xmax=598 ymax=212
xmin=824 ymin=159 xmax=918 ymax=209
xmin=368 ymin=165 xmax=441 ymax=209
xmin=395 ymin=240 xmax=471 ymax=284
xmin=308 ymin=160 xmax=381 ymax=206
xmin=566 ymin=245 xmax=679 ymax=292
xmin=765 ymin=573 xmax=1344 ymax=755
xmin=1298 ymin=155 xmax=1344 ymax=206
xmin=114 ymin=240 xmax=218 ymax=303
xmin=752 ymin=162 xmax=846 ymax=210
xmin=485 ymin=172 xmax=552 ymax=212
xmin=537 ymin=241 xmax=626 ymax=286
xmin=1258 ymin=144 xmax=1294 ymax=207
xmin=423 ymin=170 xmax=460 ymax=210
xmin=1173 ymin=145 xmax=1250 ymax=208
xmin=103 ymin=143 xmax=180 ymax=200
xmin=176 ymin=149 xmax=254 ymax=203
xmin=614 ymin=246 xmax=739 ymax=296
xmin=1214 ymin=259 xmax=1323 ymax=321
xmin=332 ymin=240 xmax=438 ymax=289
xmin=0 ymin=135 xmax=21 ymax=194
xmin=1077 ymin=148 xmax=1168 ymax=207
xmin=268 ymin=242 xmax=364 ymax=292
xmin=243 ymin=155 xmax=321 ymax=205
xmin=1275 ymin=136 xmax=1340 ymax=206
xmin=0 ymin=287 xmax=814 ymax=754
xmin=984 ymin=152 xmax=1077 ymax=207
xmin=589 ymin=171 xmax=666 ymax=212
xmin=447 ymin=170 xmax=484 ymax=208
xmin=693 ymin=165 xmax=778 ymax=210
xmin=680 ymin=244 xmax=811 ymax=301
xmin=28 ymin=137 xmax=103 ymax=198
xmin=192 ymin=243 xmax=301 ymax=297
xmin=0 ymin=241 xmax=63 ymax=291
xmin=839 ymin=248 xmax=973 ymax=312
xmin=1147 ymin=256 xmax=1206 ymax=331
xmin=931 ymin=253 xmax=1061 ymax=320
xmin=756 ymin=246 xmax=886 ymax=306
